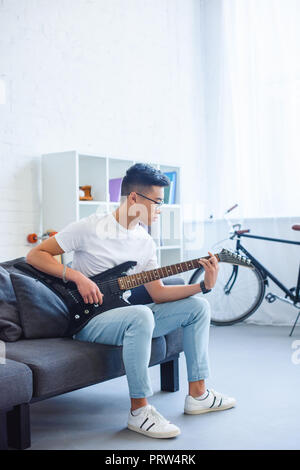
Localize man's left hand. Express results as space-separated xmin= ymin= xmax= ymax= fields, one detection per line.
xmin=197 ymin=251 xmax=220 ymax=290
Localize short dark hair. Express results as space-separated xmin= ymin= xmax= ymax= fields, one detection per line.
xmin=121 ymin=163 xmax=170 ymax=196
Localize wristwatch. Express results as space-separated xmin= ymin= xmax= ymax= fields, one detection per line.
xmin=200 ymin=280 xmax=212 ymax=294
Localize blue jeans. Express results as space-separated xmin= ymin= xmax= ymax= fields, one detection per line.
xmin=74 ymin=295 xmax=211 ymax=398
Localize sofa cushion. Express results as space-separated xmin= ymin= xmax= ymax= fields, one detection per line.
xmin=0 ymin=266 xmax=22 ymax=342
xmin=0 ymin=257 xmax=27 ymax=273
xmin=164 ymin=328 xmax=183 ymax=357
xmin=10 ymin=273 xmax=69 ymax=339
xmin=0 ymin=358 xmax=32 ymax=409
xmin=5 ymin=336 xmax=166 ymax=398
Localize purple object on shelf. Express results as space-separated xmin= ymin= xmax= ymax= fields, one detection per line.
xmin=109 ymin=177 xmax=123 ymax=202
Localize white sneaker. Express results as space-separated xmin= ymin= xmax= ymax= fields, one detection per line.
xmin=127 ymin=404 xmax=181 ymax=439
xmin=184 ymin=389 xmax=236 ymax=415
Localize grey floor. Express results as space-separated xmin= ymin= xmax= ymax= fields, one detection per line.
xmin=28 ymin=324 xmax=300 ymax=450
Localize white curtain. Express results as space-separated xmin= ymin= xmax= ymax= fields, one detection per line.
xmin=200 ymin=0 xmax=300 ymax=220
xmin=184 ymin=0 xmax=300 ymax=325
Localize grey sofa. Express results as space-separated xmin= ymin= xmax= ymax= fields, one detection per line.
xmin=0 ymin=257 xmax=184 ymax=450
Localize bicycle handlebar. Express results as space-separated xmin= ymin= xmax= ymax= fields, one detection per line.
xmin=210 ymin=203 xmax=251 ymax=248
xmin=225 ymin=203 xmax=239 ymax=214
xmin=235 ymin=229 xmax=250 ymax=235
xmin=209 ymin=203 xmax=251 ymax=240
xmin=223 ymin=204 xmax=250 ymax=239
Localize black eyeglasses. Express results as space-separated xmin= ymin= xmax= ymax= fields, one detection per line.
xmin=135 ymin=192 xmax=164 ymax=206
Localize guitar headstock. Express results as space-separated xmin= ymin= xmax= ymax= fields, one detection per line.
xmin=217 ymin=248 xmax=254 ymax=269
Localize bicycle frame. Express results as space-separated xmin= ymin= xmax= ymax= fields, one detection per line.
xmin=235 ymin=233 xmax=300 ymax=305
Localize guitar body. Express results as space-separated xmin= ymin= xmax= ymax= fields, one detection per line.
xmin=14 ymin=260 xmax=138 ymax=336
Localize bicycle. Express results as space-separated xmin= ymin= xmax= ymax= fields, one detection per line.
xmin=188 ymin=205 xmax=300 ymax=336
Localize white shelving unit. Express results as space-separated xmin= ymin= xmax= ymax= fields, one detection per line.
xmin=42 ymin=150 xmax=183 ymax=269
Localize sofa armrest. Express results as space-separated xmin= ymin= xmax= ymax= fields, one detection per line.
xmin=0 ymin=359 xmax=32 ymax=450
xmin=0 ymin=359 xmax=32 ymax=410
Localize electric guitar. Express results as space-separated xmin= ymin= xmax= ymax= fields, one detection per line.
xmin=14 ymin=248 xmax=254 ymax=336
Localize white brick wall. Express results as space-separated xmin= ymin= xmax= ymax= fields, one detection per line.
xmin=0 ymin=0 xmax=205 ymax=262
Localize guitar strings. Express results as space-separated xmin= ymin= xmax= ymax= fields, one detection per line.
xmin=57 ymin=263 xmax=196 ymax=296
xmin=59 ymin=262 xmax=202 ymax=296
xmin=61 ymin=273 xmax=162 ymax=296
xmin=63 ymin=260 xmax=207 ymax=295
xmin=34 ymin=255 xmax=250 ymax=299
xmin=57 ymin=259 xmax=250 ymax=297
xmin=64 ymin=264 xmax=259 ymax=301
xmin=29 ymin=255 xmax=216 ymax=297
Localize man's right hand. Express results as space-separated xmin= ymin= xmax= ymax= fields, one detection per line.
xmin=75 ymin=273 xmax=104 ymax=305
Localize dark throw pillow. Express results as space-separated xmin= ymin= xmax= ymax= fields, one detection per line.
xmin=10 ymin=272 xmax=70 ymax=339
xmin=0 ymin=266 xmax=23 ymax=342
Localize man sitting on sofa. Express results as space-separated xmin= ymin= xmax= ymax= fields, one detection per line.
xmin=26 ymin=163 xmax=236 ymax=439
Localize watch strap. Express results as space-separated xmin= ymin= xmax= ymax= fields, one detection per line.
xmin=200 ymin=280 xmax=211 ymax=294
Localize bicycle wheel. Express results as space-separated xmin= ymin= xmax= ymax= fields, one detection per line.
xmin=189 ymin=263 xmax=266 ymax=325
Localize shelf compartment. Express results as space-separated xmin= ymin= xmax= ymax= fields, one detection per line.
xmin=79 ymin=202 xmax=108 ymax=219
xmin=78 ymin=154 xmax=107 ymax=202
xmin=108 ymin=159 xmax=134 ymax=202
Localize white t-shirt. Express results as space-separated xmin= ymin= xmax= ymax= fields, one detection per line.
xmin=54 ymin=212 xmax=159 ymax=279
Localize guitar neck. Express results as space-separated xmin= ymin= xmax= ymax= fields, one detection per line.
xmin=117 ymin=253 xmax=220 ymax=291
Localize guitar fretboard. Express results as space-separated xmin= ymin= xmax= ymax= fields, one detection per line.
xmin=117 ymin=254 xmax=218 ymax=291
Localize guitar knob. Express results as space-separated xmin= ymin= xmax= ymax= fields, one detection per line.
xmin=84 ymin=309 xmax=89 ymax=314
xmin=94 ymin=304 xmax=99 ymax=307
xmin=74 ymin=314 xmax=80 ymax=320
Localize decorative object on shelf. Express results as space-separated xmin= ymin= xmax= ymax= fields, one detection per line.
xmin=109 ymin=177 xmax=123 ymax=202
xmin=79 ymin=185 xmax=93 ymax=200
xmin=163 ymin=171 xmax=177 ymax=204
xmin=27 ymin=230 xmax=57 ymax=244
